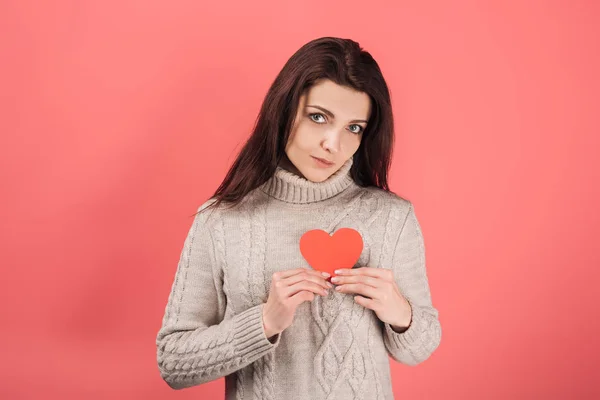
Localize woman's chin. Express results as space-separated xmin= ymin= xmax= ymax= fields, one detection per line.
xmin=303 ymin=169 xmax=333 ymax=183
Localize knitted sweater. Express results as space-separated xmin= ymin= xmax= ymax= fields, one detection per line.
xmin=155 ymin=157 xmax=442 ymax=399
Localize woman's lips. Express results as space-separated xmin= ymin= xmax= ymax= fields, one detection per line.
xmin=312 ymin=156 xmax=334 ymax=167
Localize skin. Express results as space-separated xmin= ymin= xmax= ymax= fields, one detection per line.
xmin=279 ymin=78 xmax=371 ymax=182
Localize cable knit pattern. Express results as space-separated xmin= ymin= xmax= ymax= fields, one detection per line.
xmin=247 ymin=199 xmax=276 ymax=400
xmin=310 ymin=195 xmax=369 ymax=400
xmin=156 ymin=157 xmax=442 ymax=399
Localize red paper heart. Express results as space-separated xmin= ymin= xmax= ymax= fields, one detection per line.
xmin=299 ymin=228 xmax=363 ymax=278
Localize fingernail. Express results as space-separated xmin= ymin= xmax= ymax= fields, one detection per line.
xmin=321 ymin=272 xmax=330 ymax=278
xmin=326 ymin=282 xmax=333 ymax=288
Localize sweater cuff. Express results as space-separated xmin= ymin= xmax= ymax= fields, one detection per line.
xmin=384 ymin=302 xmax=425 ymax=350
xmin=232 ymin=303 xmax=282 ymax=358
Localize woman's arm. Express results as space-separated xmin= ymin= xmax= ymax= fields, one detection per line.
xmin=156 ymin=202 xmax=281 ymax=390
xmin=382 ymin=202 xmax=442 ymax=366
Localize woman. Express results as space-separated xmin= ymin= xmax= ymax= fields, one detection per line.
xmin=156 ymin=36 xmax=442 ymax=399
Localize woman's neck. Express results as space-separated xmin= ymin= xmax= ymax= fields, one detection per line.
xmin=260 ymin=156 xmax=355 ymax=204
xmin=277 ymin=154 xmax=304 ymax=178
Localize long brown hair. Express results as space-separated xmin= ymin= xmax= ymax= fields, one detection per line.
xmin=193 ymin=36 xmax=395 ymax=217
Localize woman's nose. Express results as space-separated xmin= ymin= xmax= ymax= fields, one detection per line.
xmin=322 ymin=130 xmax=341 ymax=153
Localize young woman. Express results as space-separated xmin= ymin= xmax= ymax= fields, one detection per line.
xmin=156 ymin=36 xmax=442 ymax=399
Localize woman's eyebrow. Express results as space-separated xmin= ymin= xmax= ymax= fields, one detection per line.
xmin=306 ymin=104 xmax=368 ymax=124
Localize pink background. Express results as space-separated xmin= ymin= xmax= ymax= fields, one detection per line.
xmin=1 ymin=1 xmax=598 ymax=398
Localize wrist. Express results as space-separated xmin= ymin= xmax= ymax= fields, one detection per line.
xmin=391 ymin=303 xmax=413 ymax=333
xmin=263 ymin=323 xmax=276 ymax=339
xmin=390 ymin=320 xmax=410 ymax=333
xmin=262 ymin=309 xmax=278 ymax=340
xmin=263 ymin=324 xmax=279 ymax=343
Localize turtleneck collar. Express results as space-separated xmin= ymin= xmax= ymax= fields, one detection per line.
xmin=259 ymin=157 xmax=355 ymax=204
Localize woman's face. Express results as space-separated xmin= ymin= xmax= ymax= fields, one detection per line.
xmin=281 ymin=79 xmax=372 ymax=182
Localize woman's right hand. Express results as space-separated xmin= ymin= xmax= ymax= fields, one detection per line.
xmin=262 ymin=268 xmax=333 ymax=339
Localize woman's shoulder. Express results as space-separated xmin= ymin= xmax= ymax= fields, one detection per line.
xmin=193 ymin=197 xmax=228 ymax=227
xmin=193 ymin=195 xmax=258 ymax=225
xmin=354 ymin=185 xmax=413 ymax=212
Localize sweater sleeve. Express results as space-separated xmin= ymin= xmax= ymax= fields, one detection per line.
xmin=382 ymin=202 xmax=442 ymax=366
xmin=156 ymin=203 xmax=282 ymax=390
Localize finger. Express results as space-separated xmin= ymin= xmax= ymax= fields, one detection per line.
xmin=353 ymin=295 xmax=379 ymax=311
xmin=335 ymin=283 xmax=379 ymax=299
xmin=331 ymin=274 xmax=383 ymax=288
xmin=335 ymin=267 xmax=393 ymax=280
xmin=292 ymin=268 xmax=331 ymax=279
xmin=283 ymin=271 xmax=331 ymax=290
xmin=286 ymin=280 xmax=328 ymax=298
xmin=289 ymin=290 xmax=315 ymax=307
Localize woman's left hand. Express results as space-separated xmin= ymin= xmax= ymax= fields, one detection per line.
xmin=331 ymin=267 xmax=412 ymax=329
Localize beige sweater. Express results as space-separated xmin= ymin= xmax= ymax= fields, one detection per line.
xmin=155 ymin=157 xmax=442 ymax=399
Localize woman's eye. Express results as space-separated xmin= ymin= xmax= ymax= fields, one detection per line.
xmin=309 ymin=113 xmax=326 ymax=123
xmin=349 ymin=125 xmax=364 ymax=134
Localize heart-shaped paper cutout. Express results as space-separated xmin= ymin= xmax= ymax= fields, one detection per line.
xmin=299 ymin=228 xmax=363 ymax=279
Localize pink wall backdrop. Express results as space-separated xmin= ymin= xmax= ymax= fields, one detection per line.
xmin=1 ymin=0 xmax=598 ymax=398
